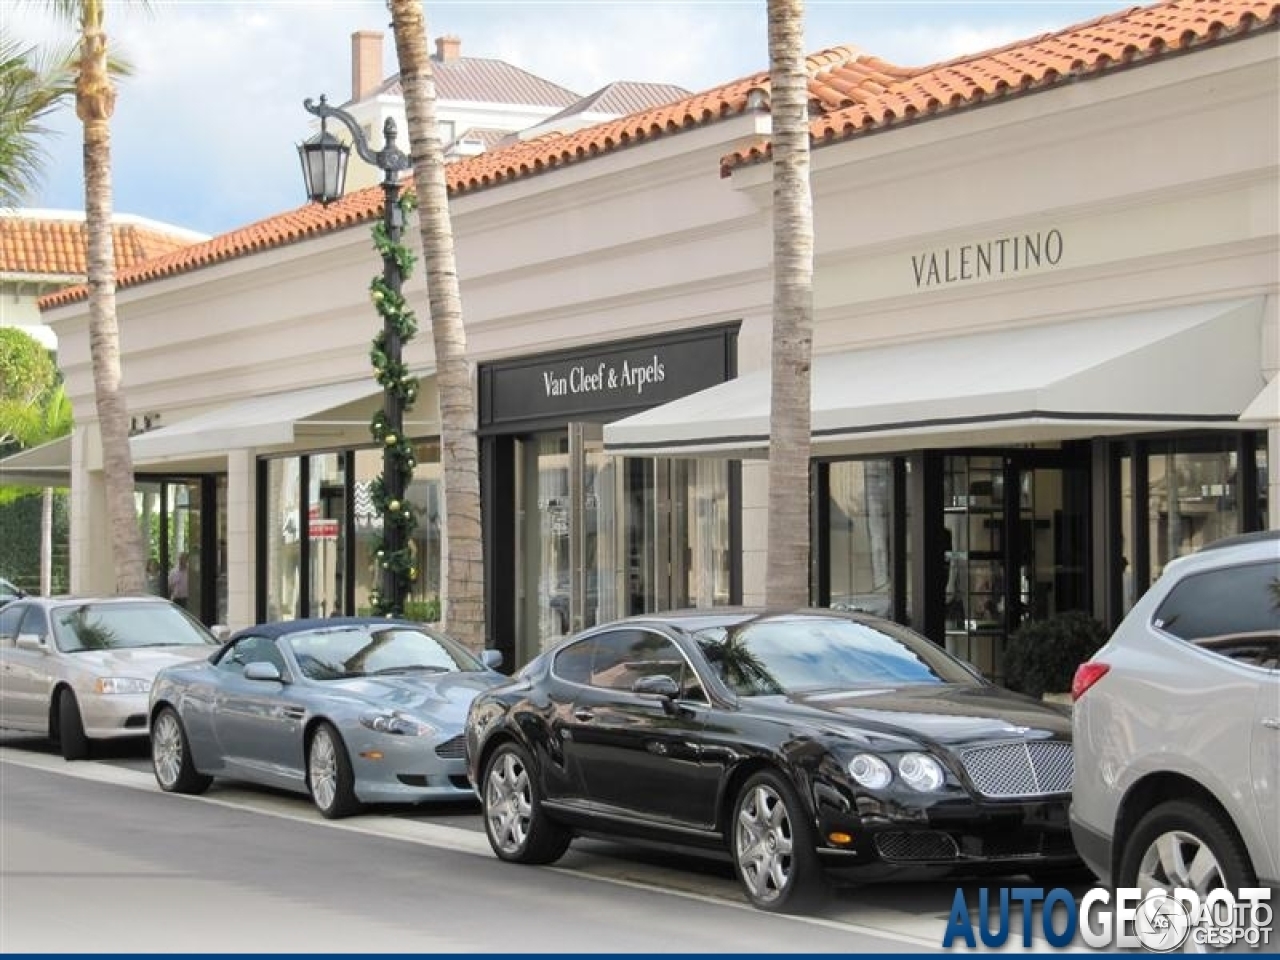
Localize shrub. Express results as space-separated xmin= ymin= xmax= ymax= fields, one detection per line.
xmin=1004 ymin=610 xmax=1110 ymax=698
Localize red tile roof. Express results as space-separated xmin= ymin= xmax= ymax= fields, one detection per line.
xmin=2 ymin=212 xmax=205 ymax=279
xmin=39 ymin=0 xmax=1278 ymax=310
xmin=723 ymin=0 xmax=1280 ymax=172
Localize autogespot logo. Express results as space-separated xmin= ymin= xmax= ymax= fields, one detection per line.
xmin=942 ymin=885 xmax=1273 ymax=951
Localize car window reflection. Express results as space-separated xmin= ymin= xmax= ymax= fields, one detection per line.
xmin=287 ymin=625 xmax=481 ymax=681
xmin=695 ymin=617 xmax=977 ymax=696
xmin=52 ymin=602 xmax=217 ymax=652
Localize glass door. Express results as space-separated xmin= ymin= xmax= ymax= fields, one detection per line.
xmin=942 ymin=453 xmax=1087 ymax=681
xmin=512 ymin=429 xmax=734 ymax=667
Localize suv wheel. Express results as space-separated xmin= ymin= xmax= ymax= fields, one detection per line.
xmin=1118 ymin=799 xmax=1255 ymax=898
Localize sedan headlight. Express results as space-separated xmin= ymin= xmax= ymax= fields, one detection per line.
xmin=897 ymin=752 xmax=946 ymax=792
xmin=359 ymin=711 xmax=435 ymax=737
xmin=93 ymin=677 xmax=152 ymax=695
xmin=848 ymin=753 xmax=892 ymax=789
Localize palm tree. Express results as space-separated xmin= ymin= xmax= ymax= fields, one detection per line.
xmin=764 ymin=0 xmax=815 ymax=609
xmin=386 ymin=0 xmax=486 ymax=650
xmin=0 ymin=35 xmax=76 ymax=206
xmin=46 ymin=0 xmax=147 ymax=594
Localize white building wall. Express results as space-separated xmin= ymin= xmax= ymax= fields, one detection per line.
xmin=45 ymin=32 xmax=1278 ymax=616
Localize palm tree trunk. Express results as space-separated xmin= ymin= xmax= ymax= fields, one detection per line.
xmin=764 ymin=0 xmax=815 ymax=608
xmin=76 ymin=0 xmax=146 ymax=594
xmin=388 ymin=0 xmax=486 ymax=650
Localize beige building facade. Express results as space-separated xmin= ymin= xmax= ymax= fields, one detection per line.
xmin=36 ymin=1 xmax=1278 ymax=673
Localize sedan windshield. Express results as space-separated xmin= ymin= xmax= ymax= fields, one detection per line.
xmin=53 ymin=602 xmax=218 ymax=652
xmin=694 ymin=616 xmax=979 ymax=696
xmin=288 ymin=625 xmax=482 ymax=681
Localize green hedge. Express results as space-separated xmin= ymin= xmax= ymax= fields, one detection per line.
xmin=0 ymin=491 xmax=70 ymax=594
xmin=1003 ymin=610 xmax=1110 ymax=698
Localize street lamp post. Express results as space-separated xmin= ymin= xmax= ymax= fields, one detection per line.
xmin=299 ymin=95 xmax=418 ymax=617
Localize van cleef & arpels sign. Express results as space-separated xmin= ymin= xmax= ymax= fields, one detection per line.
xmin=480 ymin=325 xmax=737 ymax=429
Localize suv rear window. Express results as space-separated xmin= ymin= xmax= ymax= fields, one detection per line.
xmin=1153 ymin=559 xmax=1280 ymax=644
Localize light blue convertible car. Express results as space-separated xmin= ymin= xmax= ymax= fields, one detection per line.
xmin=149 ymin=617 xmax=504 ymax=818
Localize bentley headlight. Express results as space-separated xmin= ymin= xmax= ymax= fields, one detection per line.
xmin=359 ymin=711 xmax=435 ymax=737
xmin=897 ymin=752 xmax=945 ymax=792
xmin=93 ymin=677 xmax=151 ymax=695
xmin=848 ymin=753 xmax=892 ymax=789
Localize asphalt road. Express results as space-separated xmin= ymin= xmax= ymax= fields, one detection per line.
xmin=0 ymin=732 xmax=1087 ymax=953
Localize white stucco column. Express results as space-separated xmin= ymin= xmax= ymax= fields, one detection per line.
xmin=68 ymin=424 xmax=111 ymax=595
xmin=740 ymin=459 xmax=769 ymax=605
xmin=224 ymin=449 xmax=256 ymax=630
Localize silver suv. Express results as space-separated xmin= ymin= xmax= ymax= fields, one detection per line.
xmin=1070 ymin=530 xmax=1279 ymax=902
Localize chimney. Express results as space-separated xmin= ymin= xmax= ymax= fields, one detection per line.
xmin=434 ymin=35 xmax=461 ymax=63
xmin=352 ymin=31 xmax=383 ymax=101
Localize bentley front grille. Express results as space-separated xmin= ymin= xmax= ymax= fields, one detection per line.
xmin=958 ymin=740 xmax=1073 ymax=798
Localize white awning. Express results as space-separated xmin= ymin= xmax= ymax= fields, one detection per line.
xmin=604 ymin=298 xmax=1266 ymax=458
xmin=0 ymin=435 xmax=71 ymax=487
xmin=132 ymin=374 xmax=439 ymax=464
xmin=1239 ymin=374 xmax=1278 ymax=424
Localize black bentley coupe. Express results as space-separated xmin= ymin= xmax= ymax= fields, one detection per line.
xmin=464 ymin=609 xmax=1081 ymax=912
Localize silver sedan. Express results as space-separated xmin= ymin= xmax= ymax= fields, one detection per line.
xmin=149 ymin=617 xmax=505 ymax=818
xmin=0 ymin=596 xmax=220 ymax=759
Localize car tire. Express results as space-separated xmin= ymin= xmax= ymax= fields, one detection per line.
xmin=1118 ymin=799 xmax=1256 ymax=898
xmin=151 ymin=706 xmax=212 ymax=795
xmin=307 ymin=722 xmax=362 ymax=820
xmin=730 ymin=769 xmax=826 ymax=913
xmin=56 ymin=690 xmax=90 ymax=762
xmin=481 ymin=741 xmax=571 ymax=865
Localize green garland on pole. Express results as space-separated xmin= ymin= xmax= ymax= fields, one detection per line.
xmin=367 ymin=191 xmax=420 ymax=616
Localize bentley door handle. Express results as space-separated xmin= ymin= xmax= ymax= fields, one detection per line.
xmin=1262 ymin=718 xmax=1280 ymax=730
xmin=573 ymin=708 xmax=595 ymax=722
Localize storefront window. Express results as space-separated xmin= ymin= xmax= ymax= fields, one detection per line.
xmin=264 ymin=458 xmax=302 ymax=621
xmin=308 ymin=453 xmax=346 ymax=618
xmin=673 ymin=458 xmax=732 ymax=608
xmin=1146 ymin=439 xmax=1239 ymax=587
xmin=1119 ymin=452 xmax=1135 ymax=614
xmin=827 ymin=460 xmax=894 ymax=618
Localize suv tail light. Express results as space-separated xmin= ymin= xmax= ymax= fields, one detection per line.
xmin=1072 ymin=662 xmax=1110 ymax=701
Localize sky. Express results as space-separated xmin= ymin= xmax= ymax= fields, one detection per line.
xmin=7 ymin=1 xmax=1126 ymax=238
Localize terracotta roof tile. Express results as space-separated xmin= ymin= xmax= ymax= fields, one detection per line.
xmin=2 ymin=212 xmax=204 ymax=278
xmin=39 ymin=0 xmax=1278 ymax=310
xmin=722 ymin=0 xmax=1280 ymax=172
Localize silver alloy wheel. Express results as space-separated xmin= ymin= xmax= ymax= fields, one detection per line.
xmin=152 ymin=711 xmax=183 ymax=789
xmin=309 ymin=727 xmax=338 ymax=812
xmin=485 ymin=750 xmax=532 ymax=855
xmin=1137 ymin=829 xmax=1226 ymax=899
xmin=736 ymin=783 xmax=794 ymax=904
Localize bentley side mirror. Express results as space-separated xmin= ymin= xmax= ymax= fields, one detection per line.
xmin=481 ymin=649 xmax=503 ymax=670
xmin=632 ymin=674 xmax=680 ymax=713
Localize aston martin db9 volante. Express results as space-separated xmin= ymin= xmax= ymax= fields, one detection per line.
xmin=0 ymin=595 xmax=220 ymax=760
xmin=149 ymin=617 xmax=505 ymax=818
xmin=465 ymin=609 xmax=1081 ymax=912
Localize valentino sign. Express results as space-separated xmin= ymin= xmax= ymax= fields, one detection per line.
xmin=912 ymin=228 xmax=1064 ymax=288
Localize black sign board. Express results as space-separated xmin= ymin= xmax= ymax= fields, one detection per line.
xmin=480 ymin=324 xmax=738 ymax=433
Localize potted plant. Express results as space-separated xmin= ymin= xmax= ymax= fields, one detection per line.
xmin=1003 ymin=610 xmax=1110 ymax=703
